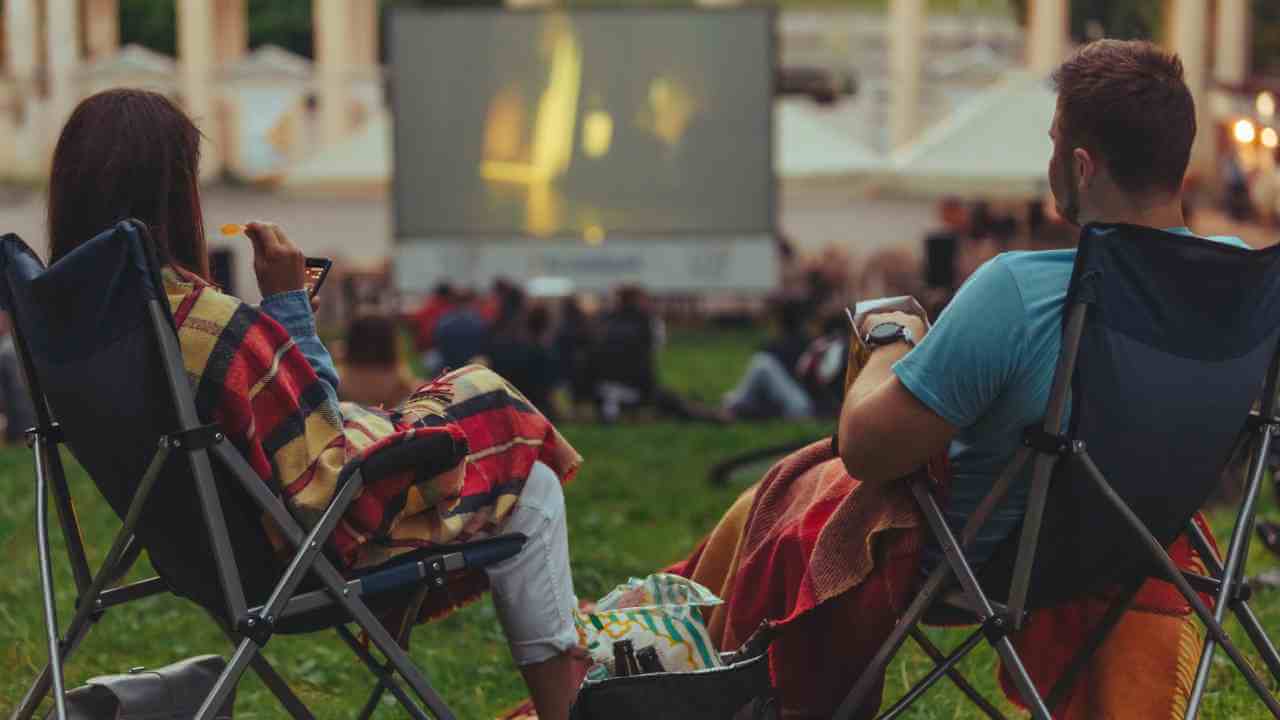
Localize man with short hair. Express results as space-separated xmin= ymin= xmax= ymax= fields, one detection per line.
xmin=838 ymin=39 xmax=1251 ymax=572
xmin=674 ymin=40 xmax=1249 ymax=719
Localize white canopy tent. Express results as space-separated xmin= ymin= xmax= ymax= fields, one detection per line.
xmin=775 ymin=99 xmax=883 ymax=179
xmin=886 ymin=70 xmax=1056 ymax=198
xmin=278 ymin=109 xmax=391 ymax=195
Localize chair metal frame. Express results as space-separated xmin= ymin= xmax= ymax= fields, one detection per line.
xmin=6 ymin=227 xmax=520 ymax=720
xmin=835 ymin=255 xmax=1280 ymax=720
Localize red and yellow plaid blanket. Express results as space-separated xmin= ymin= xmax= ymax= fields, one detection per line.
xmin=669 ymin=440 xmax=1215 ymax=719
xmin=163 ymin=269 xmax=581 ymax=612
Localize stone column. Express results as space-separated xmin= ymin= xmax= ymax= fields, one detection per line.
xmin=4 ymin=0 xmax=40 ymax=88
xmin=1026 ymin=0 xmax=1068 ymax=75
xmin=178 ymin=0 xmax=221 ymax=177
xmin=1169 ymin=0 xmax=1213 ymax=177
xmin=45 ymin=0 xmax=81 ymax=139
xmin=314 ymin=0 xmax=353 ymax=146
xmin=1213 ymin=0 xmax=1250 ymax=87
xmin=214 ymin=0 xmax=247 ymax=175
xmin=84 ymin=0 xmax=120 ymax=60
xmin=888 ymin=0 xmax=925 ymax=150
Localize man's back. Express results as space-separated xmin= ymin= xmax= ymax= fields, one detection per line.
xmin=895 ymin=228 xmax=1250 ymax=565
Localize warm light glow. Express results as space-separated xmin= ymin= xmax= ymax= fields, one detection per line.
xmin=1258 ymin=92 xmax=1276 ymax=119
xmin=584 ymin=225 xmax=605 ymax=245
xmin=582 ymin=110 xmax=613 ymax=158
xmin=1234 ymin=118 xmax=1258 ymax=144
xmin=1263 ymin=127 xmax=1279 ymax=150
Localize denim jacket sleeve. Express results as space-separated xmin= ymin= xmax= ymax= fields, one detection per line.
xmin=260 ymin=290 xmax=341 ymax=403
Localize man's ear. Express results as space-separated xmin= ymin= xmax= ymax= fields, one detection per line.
xmin=1073 ymin=147 xmax=1095 ymax=190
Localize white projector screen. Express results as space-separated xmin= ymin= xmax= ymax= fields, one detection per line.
xmin=389 ymin=7 xmax=777 ymax=293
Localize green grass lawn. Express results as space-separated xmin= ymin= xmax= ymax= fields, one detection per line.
xmin=2 ymin=328 xmax=1279 ymax=718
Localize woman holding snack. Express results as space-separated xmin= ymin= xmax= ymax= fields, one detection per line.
xmin=46 ymin=88 xmax=587 ymax=720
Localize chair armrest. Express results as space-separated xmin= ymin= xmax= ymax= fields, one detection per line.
xmin=341 ymin=429 xmax=467 ymax=489
xmin=355 ymin=534 xmax=528 ymax=597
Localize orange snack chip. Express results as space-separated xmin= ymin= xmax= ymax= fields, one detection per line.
xmin=220 ymin=223 xmax=244 ymax=237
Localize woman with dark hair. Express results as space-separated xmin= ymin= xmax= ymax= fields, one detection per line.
xmin=47 ymin=89 xmax=585 ymax=719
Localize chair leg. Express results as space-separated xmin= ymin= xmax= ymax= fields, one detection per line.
xmin=8 ymin=615 xmax=97 ymax=720
xmin=989 ymin=636 xmax=1051 ymax=720
xmin=210 ymin=616 xmax=314 ymax=720
xmin=1043 ymin=580 xmax=1143 ymax=713
xmin=247 ymin=653 xmax=315 ymax=720
xmin=33 ymin=438 xmax=68 ymax=720
xmin=878 ymin=629 xmax=987 ymax=720
xmin=909 ymin=629 xmax=1007 ymax=720
xmin=1187 ymin=517 xmax=1280 ymax=685
xmin=335 ymin=625 xmax=433 ymax=720
xmin=1079 ymin=451 xmax=1280 ymax=718
xmin=833 ymin=561 xmax=954 ymax=720
xmin=357 ymin=586 xmax=428 ymax=720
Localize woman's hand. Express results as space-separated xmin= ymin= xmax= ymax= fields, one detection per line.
xmin=245 ymin=221 xmax=306 ymax=298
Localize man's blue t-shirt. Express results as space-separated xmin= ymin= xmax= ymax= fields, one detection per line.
xmin=893 ymin=227 xmax=1250 ymax=568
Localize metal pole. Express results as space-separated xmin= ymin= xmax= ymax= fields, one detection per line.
xmin=1187 ymin=425 xmax=1274 ymax=716
xmin=33 ymin=435 xmax=68 ymax=720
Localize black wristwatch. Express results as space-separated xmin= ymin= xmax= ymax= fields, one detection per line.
xmin=864 ymin=321 xmax=916 ymax=349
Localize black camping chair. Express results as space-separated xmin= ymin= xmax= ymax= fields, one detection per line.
xmin=5 ymin=221 xmax=527 ymax=720
xmin=835 ymin=223 xmax=1280 ymax=720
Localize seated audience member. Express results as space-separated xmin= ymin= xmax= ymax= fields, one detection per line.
xmin=338 ymin=315 xmax=423 ymax=409
xmin=430 ymin=289 xmax=490 ymax=374
xmin=588 ymin=286 xmax=723 ymax=423
xmin=490 ymin=305 xmax=559 ymax=419
xmin=0 ymin=311 xmax=35 ymax=444
xmin=553 ymin=297 xmax=596 ymax=409
xmin=47 ymin=89 xmax=586 ymax=720
xmin=410 ymin=282 xmax=457 ymax=355
xmin=721 ymin=298 xmax=815 ymax=420
xmin=669 ymin=41 xmax=1236 ymax=718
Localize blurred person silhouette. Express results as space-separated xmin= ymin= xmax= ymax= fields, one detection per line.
xmin=410 ymin=283 xmax=458 ymax=356
xmin=553 ymin=296 xmax=596 ymax=409
xmin=429 ymin=288 xmax=490 ymax=374
xmin=338 ymin=315 xmax=423 ymax=409
xmin=721 ymin=297 xmax=815 ymax=420
xmin=490 ymin=304 xmax=560 ymax=420
xmin=588 ymin=285 xmax=723 ymax=423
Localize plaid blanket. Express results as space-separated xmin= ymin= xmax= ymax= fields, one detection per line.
xmin=668 ymin=441 xmax=1216 ymax=719
xmin=163 ymin=269 xmax=582 ymax=584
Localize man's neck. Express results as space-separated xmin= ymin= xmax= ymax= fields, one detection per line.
xmin=1084 ymin=195 xmax=1186 ymax=231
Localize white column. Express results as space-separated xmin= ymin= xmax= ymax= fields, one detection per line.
xmin=84 ymin=0 xmax=120 ymax=60
xmin=214 ymin=0 xmax=247 ymax=175
xmin=314 ymin=0 xmax=353 ymax=146
xmin=178 ymin=0 xmax=221 ymax=177
xmin=1213 ymin=0 xmax=1250 ymax=86
xmin=4 ymin=0 xmax=39 ymax=88
xmin=1026 ymin=0 xmax=1068 ymax=75
xmin=888 ymin=0 xmax=925 ymax=150
xmin=1169 ymin=0 xmax=1213 ymax=177
xmin=46 ymin=0 xmax=82 ymax=139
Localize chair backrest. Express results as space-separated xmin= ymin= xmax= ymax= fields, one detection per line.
xmin=984 ymin=224 xmax=1280 ymax=609
xmin=0 ymin=222 xmax=278 ymax=616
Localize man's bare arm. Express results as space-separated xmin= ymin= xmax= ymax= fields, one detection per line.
xmin=838 ymin=312 xmax=957 ymax=484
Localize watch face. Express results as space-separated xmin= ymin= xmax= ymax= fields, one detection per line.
xmin=868 ymin=322 xmax=903 ymax=343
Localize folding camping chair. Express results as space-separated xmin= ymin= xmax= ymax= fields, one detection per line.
xmin=835 ymin=223 xmax=1280 ymax=720
xmin=5 ymin=220 xmax=526 ymax=720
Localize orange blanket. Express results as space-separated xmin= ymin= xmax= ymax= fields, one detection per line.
xmin=668 ymin=440 xmax=1216 ymax=719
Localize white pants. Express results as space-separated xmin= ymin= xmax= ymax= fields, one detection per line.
xmin=484 ymin=461 xmax=579 ymax=666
